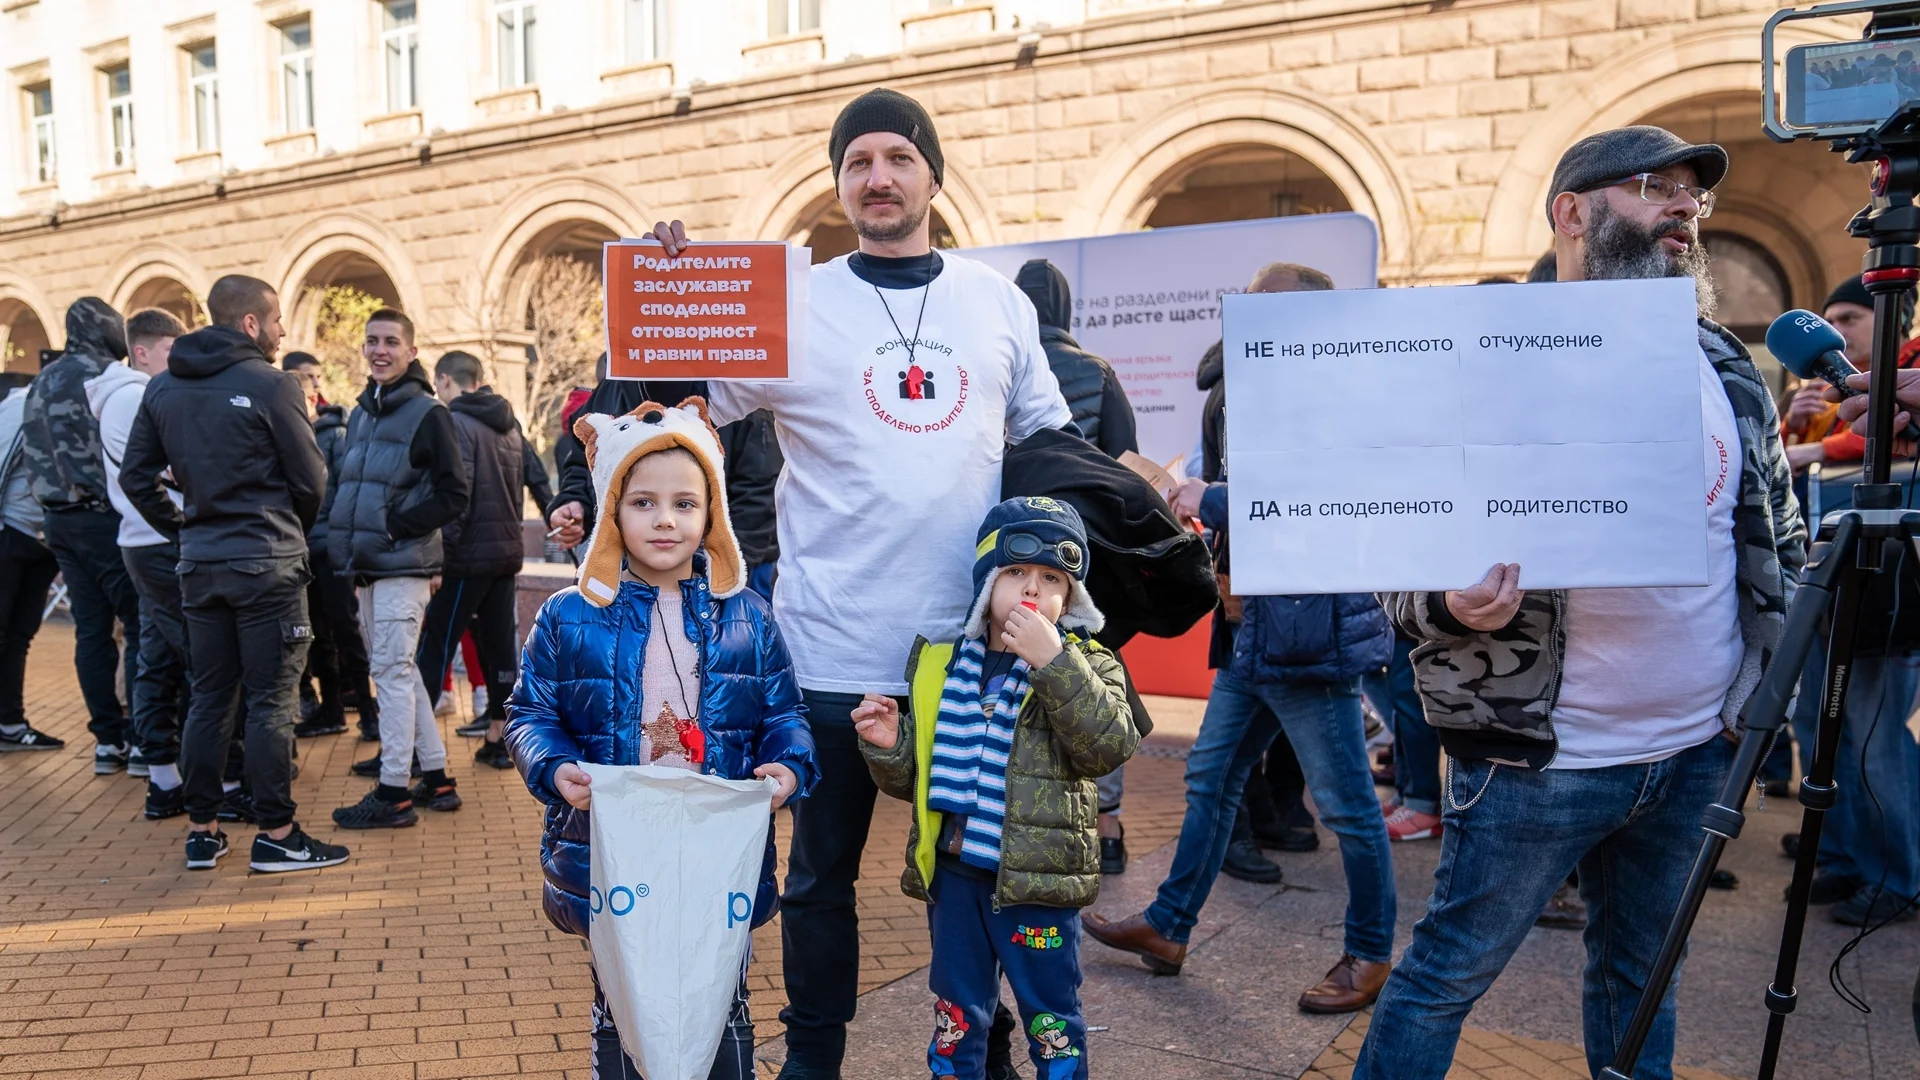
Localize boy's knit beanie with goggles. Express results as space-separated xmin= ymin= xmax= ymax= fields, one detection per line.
xmin=963 ymin=496 xmax=1105 ymax=638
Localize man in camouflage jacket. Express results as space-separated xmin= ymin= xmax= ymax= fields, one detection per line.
xmin=1354 ymin=128 xmax=1807 ymax=1080
xmin=19 ymin=297 xmax=143 ymax=771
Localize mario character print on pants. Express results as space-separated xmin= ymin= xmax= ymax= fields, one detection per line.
xmin=929 ymin=999 xmax=969 ymax=1077
xmin=1029 ymin=1012 xmax=1082 ymax=1080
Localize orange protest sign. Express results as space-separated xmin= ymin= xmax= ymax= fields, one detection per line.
xmin=603 ymin=240 xmax=803 ymax=381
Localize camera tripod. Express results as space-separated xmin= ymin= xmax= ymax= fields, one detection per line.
xmin=1599 ymin=109 xmax=1920 ymax=1080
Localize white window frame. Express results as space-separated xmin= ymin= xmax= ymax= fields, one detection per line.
xmin=381 ymin=1 xmax=419 ymax=112
xmin=626 ymin=0 xmax=668 ymax=64
xmin=188 ymin=44 xmax=219 ymax=152
xmin=27 ymin=84 xmax=55 ymax=184
xmin=494 ymin=0 xmax=536 ymax=89
xmin=767 ymin=0 xmax=818 ymax=38
xmin=279 ymin=19 xmax=315 ymax=133
xmin=105 ymin=64 xmax=134 ymax=169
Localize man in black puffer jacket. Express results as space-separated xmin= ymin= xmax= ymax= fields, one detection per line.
xmin=121 ymin=274 xmax=348 ymax=874
xmin=1014 ymin=259 xmax=1137 ymax=459
xmin=419 ymin=351 xmax=532 ymax=770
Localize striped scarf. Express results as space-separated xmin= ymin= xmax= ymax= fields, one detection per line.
xmin=926 ymin=636 xmax=1032 ymax=872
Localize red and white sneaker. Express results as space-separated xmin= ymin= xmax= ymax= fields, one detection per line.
xmin=1384 ymin=805 xmax=1442 ymax=842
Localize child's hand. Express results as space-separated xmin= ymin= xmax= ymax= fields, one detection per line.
xmin=851 ymin=694 xmax=900 ymax=750
xmin=554 ymin=762 xmax=592 ymax=811
xmin=754 ymin=762 xmax=799 ymax=810
xmin=1002 ymin=604 xmax=1065 ymax=670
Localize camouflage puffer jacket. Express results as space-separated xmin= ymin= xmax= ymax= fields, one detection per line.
xmin=20 ymin=298 xmax=127 ymax=512
xmin=1383 ymin=320 xmax=1807 ymax=769
xmin=863 ymin=635 xmax=1138 ymax=909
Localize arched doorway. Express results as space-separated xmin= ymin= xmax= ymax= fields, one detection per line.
xmin=499 ymin=218 xmax=619 ymax=453
xmin=0 ymin=299 xmax=51 ymax=372
xmin=1133 ymin=145 xmax=1353 ymax=228
xmin=785 ymin=191 xmax=958 ymax=263
xmin=124 ymin=276 xmax=203 ymax=329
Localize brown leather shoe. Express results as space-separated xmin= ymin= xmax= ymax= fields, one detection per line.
xmin=1082 ymin=911 xmax=1187 ymax=975
xmin=1298 ymin=954 xmax=1391 ymax=1014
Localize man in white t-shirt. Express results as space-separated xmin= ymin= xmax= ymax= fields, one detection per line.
xmin=647 ymin=88 xmax=1072 ymax=1079
xmin=1355 ymin=127 xmax=1806 ymax=1080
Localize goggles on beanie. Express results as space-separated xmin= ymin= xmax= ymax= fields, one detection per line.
xmin=979 ymin=528 xmax=1085 ymax=575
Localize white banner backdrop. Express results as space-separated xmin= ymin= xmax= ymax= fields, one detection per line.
xmin=1220 ymin=277 xmax=1710 ymax=595
xmin=966 ymin=214 xmax=1380 ymax=466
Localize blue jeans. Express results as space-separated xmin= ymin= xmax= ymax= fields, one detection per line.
xmin=1354 ymin=735 xmax=1736 ymax=1080
xmin=1144 ymin=670 xmax=1395 ymax=963
xmin=1823 ymin=652 xmax=1920 ymax=897
xmin=1363 ymin=636 xmax=1438 ymax=815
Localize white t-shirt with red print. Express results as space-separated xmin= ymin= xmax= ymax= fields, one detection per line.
xmin=708 ymin=252 xmax=1071 ymax=695
xmin=1549 ymin=348 xmax=1743 ymax=769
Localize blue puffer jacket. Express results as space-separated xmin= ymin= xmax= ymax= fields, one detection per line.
xmin=1200 ymin=483 xmax=1391 ymax=684
xmin=505 ymin=570 xmax=816 ymax=939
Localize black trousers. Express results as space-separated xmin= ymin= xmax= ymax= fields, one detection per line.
xmin=179 ymin=556 xmax=310 ymax=829
xmin=780 ymin=689 xmax=882 ymax=1068
xmin=416 ymin=573 xmax=518 ymax=721
xmin=306 ymin=550 xmax=371 ymax=725
xmin=42 ymin=507 xmax=139 ymax=745
xmin=0 ymin=526 xmax=59 ymax=728
xmin=124 ymin=542 xmax=191 ymax=765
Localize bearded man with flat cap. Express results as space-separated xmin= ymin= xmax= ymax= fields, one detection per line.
xmin=1355 ymin=126 xmax=1806 ymax=1079
xmin=647 ymin=87 xmax=1071 ymax=1079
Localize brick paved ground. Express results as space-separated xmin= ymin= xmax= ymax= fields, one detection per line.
xmin=0 ymin=622 xmax=1856 ymax=1080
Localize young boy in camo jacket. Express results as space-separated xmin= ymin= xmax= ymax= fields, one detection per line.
xmin=852 ymin=496 xmax=1138 ymax=1080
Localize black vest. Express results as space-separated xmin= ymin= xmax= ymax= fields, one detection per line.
xmin=329 ymin=379 xmax=444 ymax=579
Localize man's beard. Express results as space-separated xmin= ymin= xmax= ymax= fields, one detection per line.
xmin=1580 ymin=199 xmax=1717 ymax=317
xmin=851 ymin=194 xmax=929 ymax=245
xmin=253 ymin=327 xmax=278 ymax=361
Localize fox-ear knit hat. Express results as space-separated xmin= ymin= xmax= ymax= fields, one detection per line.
xmin=963 ymin=496 xmax=1104 ymax=639
xmin=571 ymin=396 xmax=744 ymax=606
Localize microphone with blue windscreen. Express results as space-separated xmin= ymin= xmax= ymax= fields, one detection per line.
xmin=1765 ymin=308 xmax=1920 ymax=440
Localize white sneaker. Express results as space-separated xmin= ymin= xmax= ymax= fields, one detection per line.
xmin=434 ymin=693 xmax=457 ymax=717
xmin=471 ymin=684 xmax=489 ymax=718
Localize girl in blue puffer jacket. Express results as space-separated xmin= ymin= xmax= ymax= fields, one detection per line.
xmin=506 ymin=398 xmax=815 ymax=1080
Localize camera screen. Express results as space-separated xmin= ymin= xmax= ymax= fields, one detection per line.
xmin=1786 ymin=39 xmax=1920 ymax=128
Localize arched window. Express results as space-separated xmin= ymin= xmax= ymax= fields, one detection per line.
xmin=1140 ymin=146 xmax=1351 ymax=230
xmin=1701 ymin=231 xmax=1791 ymax=343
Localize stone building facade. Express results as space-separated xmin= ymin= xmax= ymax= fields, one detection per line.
xmin=0 ymin=0 xmax=1870 ymax=412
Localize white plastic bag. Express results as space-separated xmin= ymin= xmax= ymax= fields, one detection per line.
xmin=583 ymin=763 xmax=775 ymax=1080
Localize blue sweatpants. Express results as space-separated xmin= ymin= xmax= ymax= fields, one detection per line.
xmin=925 ymin=867 xmax=1088 ymax=1080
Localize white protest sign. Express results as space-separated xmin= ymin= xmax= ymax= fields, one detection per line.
xmin=966 ymin=215 xmax=1379 ymax=465
xmin=1222 ymin=277 xmax=1709 ymax=594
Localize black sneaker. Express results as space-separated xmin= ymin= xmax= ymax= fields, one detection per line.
xmin=1255 ymin=824 xmax=1322 ymax=853
xmin=94 ymin=743 xmax=129 ymax=775
xmin=350 ymin=753 xmax=421 ymax=779
xmin=185 ymin=830 xmax=230 ymax=870
xmin=1221 ymin=837 xmax=1283 ymax=884
xmin=332 ymin=789 xmax=419 ymax=829
xmin=474 ymin=739 xmax=514 ymax=770
xmin=1801 ymin=872 xmax=1867 ymax=905
xmin=409 ymin=778 xmax=463 ymax=812
xmin=0 ymin=724 xmax=64 ymax=751
xmin=127 ymin=747 xmax=151 ymax=778
xmin=249 ymin=825 xmax=351 ymax=873
xmin=144 ymin=781 xmax=186 ymax=820
xmin=218 ymin=789 xmax=257 ymax=824
xmin=1099 ymin=822 xmax=1127 ymax=876
xmin=294 ymin=716 xmax=348 ymax=738
xmin=455 ymin=718 xmax=491 ymax=739
xmin=1832 ymin=886 xmax=1920 ymax=927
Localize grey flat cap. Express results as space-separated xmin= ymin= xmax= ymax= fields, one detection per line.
xmin=1545 ymin=125 xmax=1728 ymax=225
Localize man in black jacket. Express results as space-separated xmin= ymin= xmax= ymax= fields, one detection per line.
xmin=20 ymin=297 xmax=144 ymax=774
xmin=544 ymin=367 xmax=781 ymax=590
xmin=421 ymin=350 xmax=530 ymax=770
xmin=327 ymin=310 xmax=470 ymax=830
xmin=121 ymin=274 xmax=349 ymax=874
xmin=1014 ymin=259 xmax=1138 ymax=459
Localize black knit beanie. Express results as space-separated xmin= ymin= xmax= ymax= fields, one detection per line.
xmin=829 ymin=88 xmax=944 ymax=186
xmin=1824 ymin=274 xmax=1872 ymax=312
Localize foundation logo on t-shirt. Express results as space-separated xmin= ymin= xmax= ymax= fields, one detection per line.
xmin=863 ymin=334 xmax=969 ymax=434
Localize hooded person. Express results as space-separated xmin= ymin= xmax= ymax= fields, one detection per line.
xmin=854 ymin=494 xmax=1137 ymax=1080
xmin=20 ymin=296 xmax=144 ymax=773
xmin=0 ymin=376 xmax=63 ymax=753
xmin=505 ymin=397 xmax=815 ymax=1080
xmin=1013 ymin=259 xmax=1138 ymax=460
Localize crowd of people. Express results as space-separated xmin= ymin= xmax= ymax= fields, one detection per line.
xmin=0 ymin=86 xmax=1915 ymax=1080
